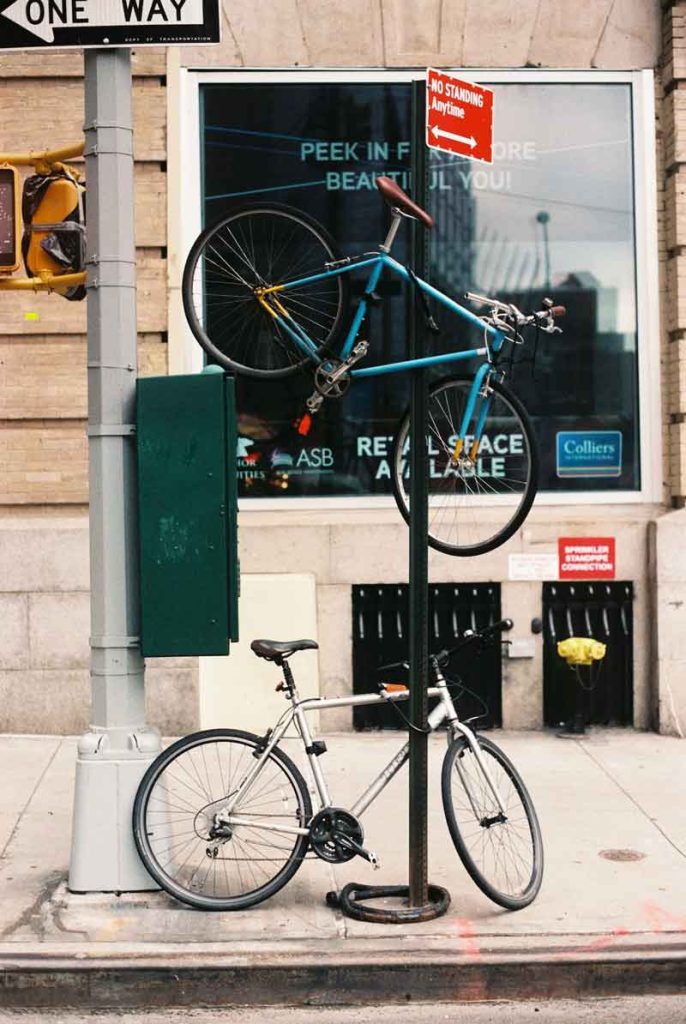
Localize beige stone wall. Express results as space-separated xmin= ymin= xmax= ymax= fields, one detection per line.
xmin=663 ymin=1 xmax=686 ymax=504
xmin=0 ymin=517 xmax=197 ymax=735
xmin=181 ymin=0 xmax=660 ymax=69
xmin=651 ymin=506 xmax=686 ymax=735
xmin=0 ymin=55 xmax=167 ymax=509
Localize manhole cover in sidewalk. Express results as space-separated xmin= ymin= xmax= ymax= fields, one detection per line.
xmin=598 ymin=848 xmax=646 ymax=862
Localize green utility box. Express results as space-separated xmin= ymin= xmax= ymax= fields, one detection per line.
xmin=137 ymin=370 xmax=239 ymax=657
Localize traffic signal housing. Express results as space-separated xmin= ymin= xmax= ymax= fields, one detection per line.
xmin=0 ymin=164 xmax=21 ymax=274
xmin=22 ymin=169 xmax=86 ymax=300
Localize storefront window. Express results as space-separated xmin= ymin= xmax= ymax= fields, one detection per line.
xmin=199 ymin=77 xmax=639 ymax=498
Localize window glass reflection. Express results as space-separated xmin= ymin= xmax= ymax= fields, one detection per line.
xmin=200 ymin=80 xmax=638 ymax=497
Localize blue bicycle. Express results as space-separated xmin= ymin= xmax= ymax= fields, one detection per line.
xmin=182 ymin=176 xmax=564 ymax=556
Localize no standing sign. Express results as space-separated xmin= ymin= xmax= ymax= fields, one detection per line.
xmin=426 ymin=68 xmax=494 ymax=163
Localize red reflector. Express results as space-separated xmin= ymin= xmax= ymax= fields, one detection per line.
xmin=296 ymin=414 xmax=312 ymax=436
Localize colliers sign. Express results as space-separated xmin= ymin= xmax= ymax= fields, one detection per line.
xmin=0 ymin=0 xmax=220 ymax=47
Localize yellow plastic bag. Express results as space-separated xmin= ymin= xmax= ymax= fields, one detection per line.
xmin=557 ymin=637 xmax=607 ymax=667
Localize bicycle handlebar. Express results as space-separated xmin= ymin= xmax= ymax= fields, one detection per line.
xmin=376 ymin=618 xmax=514 ymax=676
xmin=435 ymin=617 xmax=513 ymax=663
xmin=465 ymin=291 xmax=565 ymax=334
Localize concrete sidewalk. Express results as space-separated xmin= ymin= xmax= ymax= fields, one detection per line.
xmin=0 ymin=729 xmax=684 ymax=1007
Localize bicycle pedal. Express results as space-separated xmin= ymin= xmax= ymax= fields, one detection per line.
xmin=306 ymin=392 xmax=324 ymax=414
xmin=349 ymin=340 xmax=369 ymax=364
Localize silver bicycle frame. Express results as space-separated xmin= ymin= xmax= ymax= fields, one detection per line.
xmin=220 ymin=663 xmax=507 ymax=838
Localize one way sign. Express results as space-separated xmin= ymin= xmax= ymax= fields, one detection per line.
xmin=0 ymin=0 xmax=220 ymax=48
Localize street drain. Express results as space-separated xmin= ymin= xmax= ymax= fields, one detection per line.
xmin=598 ymin=848 xmax=646 ymax=862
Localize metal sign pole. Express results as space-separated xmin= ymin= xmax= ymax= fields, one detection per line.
xmin=408 ymin=78 xmax=430 ymax=908
xmin=69 ymin=47 xmax=160 ymax=893
xmin=328 ymin=79 xmax=449 ymax=924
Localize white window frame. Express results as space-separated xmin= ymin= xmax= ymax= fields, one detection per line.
xmin=168 ymin=68 xmax=661 ymax=511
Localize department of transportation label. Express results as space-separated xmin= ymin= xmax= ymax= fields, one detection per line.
xmin=0 ymin=0 xmax=220 ymax=48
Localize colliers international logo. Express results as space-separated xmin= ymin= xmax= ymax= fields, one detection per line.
xmin=556 ymin=431 xmax=622 ymax=478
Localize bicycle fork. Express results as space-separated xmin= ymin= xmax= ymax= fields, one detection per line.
xmin=450 ymin=362 xmax=495 ymax=466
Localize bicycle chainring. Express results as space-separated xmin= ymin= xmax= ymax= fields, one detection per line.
xmin=314 ymin=361 xmax=351 ymax=399
xmin=309 ymin=807 xmax=363 ymax=863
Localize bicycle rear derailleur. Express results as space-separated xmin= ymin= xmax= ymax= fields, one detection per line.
xmin=309 ymin=807 xmax=379 ymax=868
xmin=306 ymin=341 xmax=369 ymax=414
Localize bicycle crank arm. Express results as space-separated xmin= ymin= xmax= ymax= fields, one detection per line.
xmin=333 ymin=830 xmax=380 ymax=868
xmin=306 ymin=340 xmax=370 ymax=411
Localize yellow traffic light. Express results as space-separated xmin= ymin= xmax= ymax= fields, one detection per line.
xmin=0 ymin=164 xmax=21 ymax=274
xmin=23 ymin=170 xmax=86 ymax=299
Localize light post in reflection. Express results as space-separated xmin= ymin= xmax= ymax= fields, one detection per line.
xmin=536 ymin=210 xmax=551 ymax=289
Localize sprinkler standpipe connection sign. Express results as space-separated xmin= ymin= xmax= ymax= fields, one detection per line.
xmin=558 ymin=537 xmax=616 ymax=581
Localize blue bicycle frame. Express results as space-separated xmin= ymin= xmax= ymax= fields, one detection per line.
xmin=259 ymin=251 xmax=507 ymax=447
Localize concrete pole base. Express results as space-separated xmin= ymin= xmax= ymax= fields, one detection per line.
xmin=69 ymin=727 xmax=161 ymax=893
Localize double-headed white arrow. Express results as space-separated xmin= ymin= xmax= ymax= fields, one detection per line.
xmin=1 ymin=0 xmax=203 ymax=44
xmin=430 ymin=124 xmax=477 ymax=149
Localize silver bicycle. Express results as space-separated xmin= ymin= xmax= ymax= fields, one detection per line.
xmin=133 ymin=619 xmax=544 ymax=912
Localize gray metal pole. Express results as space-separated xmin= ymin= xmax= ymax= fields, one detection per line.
xmin=69 ymin=48 xmax=160 ymax=893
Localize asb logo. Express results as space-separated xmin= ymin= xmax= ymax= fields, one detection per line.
xmin=556 ymin=431 xmax=622 ymax=479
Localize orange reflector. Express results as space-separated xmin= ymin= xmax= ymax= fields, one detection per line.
xmin=382 ymin=683 xmax=409 ymax=693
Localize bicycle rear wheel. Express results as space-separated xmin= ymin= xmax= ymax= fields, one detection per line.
xmin=133 ymin=729 xmax=312 ymax=911
xmin=182 ymin=204 xmax=349 ymax=378
xmin=442 ymin=734 xmax=544 ymax=910
xmin=391 ymin=375 xmax=538 ymax=556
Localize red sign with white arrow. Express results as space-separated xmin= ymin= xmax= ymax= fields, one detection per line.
xmin=426 ymin=69 xmax=494 ymax=163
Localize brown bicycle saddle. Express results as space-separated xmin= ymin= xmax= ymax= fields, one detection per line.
xmin=375 ymin=176 xmax=434 ymax=229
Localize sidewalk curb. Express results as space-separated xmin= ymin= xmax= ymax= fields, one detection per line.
xmin=0 ymin=946 xmax=685 ymax=1009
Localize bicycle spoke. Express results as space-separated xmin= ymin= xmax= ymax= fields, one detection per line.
xmin=395 ymin=378 xmax=535 ymax=555
xmin=136 ymin=733 xmax=310 ymax=910
xmin=444 ymin=739 xmax=540 ymax=904
xmin=184 ymin=207 xmax=344 ymax=376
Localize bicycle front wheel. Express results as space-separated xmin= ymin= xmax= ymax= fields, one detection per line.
xmin=133 ymin=729 xmax=312 ymax=911
xmin=442 ymin=734 xmax=543 ymax=910
xmin=182 ymin=205 xmax=348 ymax=378
xmin=391 ymin=376 xmax=538 ymax=556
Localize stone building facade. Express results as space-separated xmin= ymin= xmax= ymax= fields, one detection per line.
xmin=2 ymin=0 xmax=684 ymax=737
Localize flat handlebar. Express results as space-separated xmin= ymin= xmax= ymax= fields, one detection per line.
xmin=465 ymin=291 xmax=565 ymax=334
xmin=377 ymin=618 xmax=514 ymax=676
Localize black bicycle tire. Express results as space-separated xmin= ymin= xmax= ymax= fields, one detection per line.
xmin=133 ymin=728 xmax=312 ymax=911
xmin=390 ymin=375 xmax=538 ymax=556
xmin=182 ymin=203 xmax=350 ymax=379
xmin=441 ymin=734 xmax=544 ymax=910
